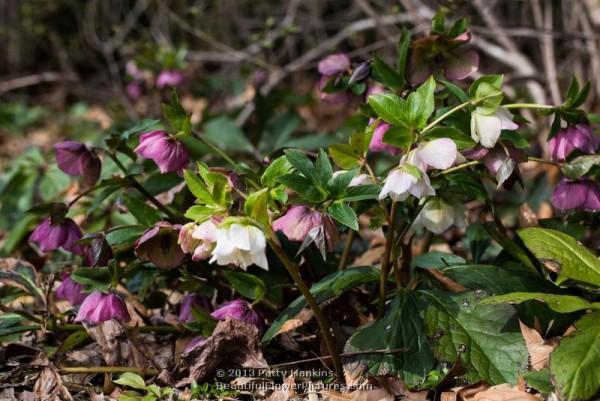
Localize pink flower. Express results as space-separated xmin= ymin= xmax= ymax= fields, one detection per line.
xmin=210 ymin=299 xmax=263 ymax=330
xmin=548 ymin=124 xmax=597 ymax=161
xmin=135 ymin=130 xmax=189 ymax=173
xmin=178 ymin=220 xmax=219 ymax=261
xmin=83 ymin=234 xmax=113 ymax=267
xmin=273 ymin=205 xmax=339 ymax=251
xmin=553 ymin=179 xmax=600 ymax=211
xmin=55 ymin=141 xmax=101 ymax=185
xmin=368 ymin=123 xmax=400 ymax=155
xmin=318 ymin=54 xmax=351 ymax=76
xmin=464 ymin=144 xmax=526 ymax=189
xmin=126 ymin=82 xmax=144 ymax=100
xmin=135 ymin=222 xmax=185 ymax=269
xmin=75 ymin=291 xmax=131 ymax=324
xmin=29 ymin=218 xmax=84 ymax=254
xmin=179 ymin=294 xmax=211 ymax=323
xmin=55 ymin=272 xmax=87 ymax=306
xmin=156 ymin=70 xmax=185 ymax=88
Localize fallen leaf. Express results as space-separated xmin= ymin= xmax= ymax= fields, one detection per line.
xmin=519 ymin=321 xmax=558 ymax=371
xmin=33 ymin=364 xmax=73 ymax=401
xmin=472 ymin=384 xmax=539 ymax=401
xmin=276 ymin=308 xmax=314 ymax=336
xmin=266 ymin=375 xmax=296 ymax=401
xmin=83 ymin=321 xmax=125 ymax=365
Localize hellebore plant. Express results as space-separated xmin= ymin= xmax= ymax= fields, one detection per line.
xmin=15 ymin=13 xmax=600 ymax=399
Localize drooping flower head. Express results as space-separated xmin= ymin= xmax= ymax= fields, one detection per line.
xmin=29 ymin=217 xmax=84 ymax=255
xmin=179 ymin=294 xmax=211 ymax=323
xmin=379 ymin=164 xmax=435 ymax=202
xmin=548 ymin=124 xmax=597 ymax=161
xmin=75 ymin=291 xmax=131 ymax=324
xmin=55 ymin=272 xmax=87 ymax=306
xmin=83 ymin=234 xmax=113 ymax=267
xmin=135 ymin=222 xmax=185 ymax=269
xmin=210 ymin=222 xmax=269 ymax=271
xmin=178 ymin=219 xmax=219 ymax=261
xmin=318 ymin=53 xmax=352 ymax=104
xmin=55 ymin=141 xmax=101 ymax=185
xmin=471 ymin=107 xmax=519 ymax=149
xmin=210 ymin=299 xmax=263 ymax=330
xmin=415 ymin=199 xmax=466 ymax=234
xmin=135 ymin=130 xmax=189 ymax=173
xmin=156 ymin=70 xmax=185 ymax=88
xmin=368 ymin=122 xmax=400 ymax=155
xmin=553 ymin=179 xmax=600 ymax=212
xmin=464 ymin=144 xmax=526 ymax=189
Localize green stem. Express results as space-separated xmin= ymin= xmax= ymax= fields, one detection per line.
xmin=377 ymin=202 xmax=398 ymax=319
xmin=337 ymin=230 xmax=355 ymax=271
xmin=59 ymin=323 xmax=180 ymax=334
xmin=67 ymin=184 xmax=104 ymax=207
xmin=435 ymin=160 xmax=480 ymax=176
xmin=267 ymin=238 xmax=343 ymax=380
xmin=503 ymin=103 xmax=555 ymax=110
xmin=421 ymin=99 xmax=473 ymax=134
xmin=58 ymin=366 xmax=158 ymax=375
xmin=528 ymin=156 xmax=560 ymax=166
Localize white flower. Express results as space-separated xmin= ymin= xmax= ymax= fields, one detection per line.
xmin=379 ymin=165 xmax=434 ymax=202
xmin=471 ymin=107 xmax=518 ymax=148
xmin=349 ymin=173 xmax=373 ymax=187
xmin=415 ymin=138 xmax=458 ymax=170
xmin=415 ymin=199 xmax=466 ymax=234
xmin=210 ymin=223 xmax=269 ymax=270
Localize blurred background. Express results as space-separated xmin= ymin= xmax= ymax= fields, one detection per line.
xmin=2 ymin=0 xmax=600 ymax=252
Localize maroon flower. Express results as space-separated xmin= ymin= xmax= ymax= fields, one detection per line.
xmin=553 ymin=179 xmax=600 ymax=212
xmin=464 ymin=144 xmax=526 ymax=189
xmin=55 ymin=272 xmax=87 ymax=306
xmin=179 ymin=294 xmax=211 ymax=323
xmin=272 ymin=205 xmax=339 ymax=252
xmin=135 ymin=131 xmax=189 ymax=173
xmin=210 ymin=299 xmax=263 ymax=330
xmin=318 ymin=54 xmax=351 ymax=76
xmin=29 ymin=218 xmax=84 ymax=255
xmin=368 ymin=122 xmax=400 ymax=155
xmin=548 ymin=124 xmax=597 ymax=161
xmin=55 ymin=141 xmax=101 ymax=185
xmin=84 ymin=234 xmax=113 ymax=267
xmin=156 ymin=70 xmax=185 ymax=88
xmin=126 ymin=82 xmax=144 ymax=100
xmin=75 ymin=291 xmax=131 ymax=324
xmin=135 ymin=221 xmax=185 ymax=269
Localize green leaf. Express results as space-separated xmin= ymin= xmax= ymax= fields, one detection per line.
xmin=118 ymin=391 xmax=143 ymax=401
xmin=261 ymin=156 xmax=293 ymax=187
xmin=162 ymin=90 xmax=191 ymax=135
xmin=58 ymin=330 xmax=90 ymax=353
xmin=500 ymin=131 xmax=528 ymax=149
xmin=244 ymin=188 xmax=270 ymax=228
xmin=223 ymin=271 xmax=267 ymax=301
xmin=203 ymin=116 xmax=254 ymax=152
xmin=439 ymin=79 xmax=469 ymax=103
xmin=327 ymin=202 xmax=358 ymax=230
xmin=382 ymin=126 xmax=413 ymax=148
xmin=561 ymin=154 xmax=600 ymax=180
xmin=262 ymin=267 xmax=380 ymax=343
xmin=344 ymin=290 xmax=434 ymax=387
xmin=367 ymin=93 xmax=406 ymax=127
xmin=284 ymin=149 xmax=316 ymax=183
xmin=550 ymin=312 xmax=600 ymax=401
xmin=122 ymin=194 xmax=161 ymax=227
xmin=185 ymin=205 xmax=221 ymax=222
xmin=371 ymin=55 xmax=404 ymax=89
xmin=314 ymin=149 xmax=333 ymax=188
xmin=422 ymin=290 xmax=528 ymax=385
xmin=413 ymin=76 xmax=436 ymax=129
xmin=71 ymin=267 xmax=112 ymax=292
xmin=0 ymin=259 xmax=45 ymax=306
xmin=482 ymin=292 xmax=600 ymax=313
xmin=278 ymin=174 xmax=325 ymax=203
xmin=340 ymin=184 xmax=381 ymax=202
xmin=106 ymin=225 xmax=146 ymax=251
xmin=114 ymin=372 xmax=147 ymax=390
xmin=411 ymin=252 xmax=466 ymax=269
xmin=518 ymin=228 xmax=600 ymax=287
xmin=396 ymin=30 xmax=411 ymax=81
xmin=423 ymin=126 xmax=475 ymax=149
xmin=524 ymin=369 xmax=553 ymax=394
xmin=329 ymin=169 xmax=356 ymax=198
xmin=329 ymin=144 xmax=361 ymax=170
xmin=183 ymin=170 xmax=214 ymax=204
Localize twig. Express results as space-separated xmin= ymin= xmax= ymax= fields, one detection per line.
xmin=337 ymin=230 xmax=356 ymax=271
xmin=377 ymin=202 xmax=397 ymax=319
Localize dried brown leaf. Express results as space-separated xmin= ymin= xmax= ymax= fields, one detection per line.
xmin=519 ymin=321 xmax=558 ymax=371
xmin=276 ymin=308 xmax=314 ymax=336
xmin=33 ymin=364 xmax=73 ymax=401
xmin=471 ymin=384 xmax=539 ymax=401
xmin=83 ymin=321 xmax=125 ymax=366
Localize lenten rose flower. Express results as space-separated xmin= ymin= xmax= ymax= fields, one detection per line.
xmin=55 ymin=272 xmax=87 ymax=306
xmin=178 ymin=219 xmax=219 ymax=261
xmin=135 ymin=130 xmax=189 ymax=173
xmin=548 ymin=124 xmax=597 ymax=161
xmin=75 ymin=291 xmax=131 ymax=324
xmin=552 ymin=179 xmax=600 ymax=211
xmin=318 ymin=54 xmax=351 ymax=76
xmin=135 ymin=222 xmax=185 ymax=269
xmin=379 ymin=164 xmax=434 ymax=202
xmin=471 ymin=107 xmax=518 ymax=148
xmin=55 ymin=141 xmax=101 ymax=185
xmin=272 ymin=205 xmax=339 ymax=254
xmin=464 ymin=144 xmax=526 ymax=189
xmin=29 ymin=218 xmax=84 ymax=255
xmin=210 ymin=223 xmax=269 ymax=270
xmin=210 ymin=299 xmax=263 ymax=330
xmin=368 ymin=123 xmax=400 ymax=155
xmin=415 ymin=199 xmax=466 ymax=234
xmin=156 ymin=70 xmax=185 ymax=88
xmin=179 ymin=294 xmax=211 ymax=323
xmin=414 ymin=138 xmax=458 ymax=170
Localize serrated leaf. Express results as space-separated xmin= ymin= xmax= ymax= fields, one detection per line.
xmin=277 ymin=174 xmax=325 ymax=203
xmin=315 ymin=149 xmax=333 ymax=188
xmin=329 ymin=144 xmax=361 ymax=170
xmin=284 ymin=149 xmax=316 ymax=182
xmin=371 ymin=55 xmax=404 ymax=89
xmin=396 ymin=30 xmax=411 ymax=81
xmin=183 ymin=170 xmax=214 ymax=204
xmin=383 ymin=126 xmax=413 ymax=148
xmin=344 ymin=290 xmax=434 ymax=387
xmin=122 ymin=194 xmax=161 ymax=226
xmin=327 ymin=202 xmax=358 ymax=230
xmin=340 ymin=184 xmax=381 ymax=202
xmin=518 ymin=228 xmax=600 ymax=287
xmin=367 ymin=93 xmax=406 ymax=127
xmin=550 ymin=312 xmax=600 ymax=401
xmin=422 ymin=290 xmax=528 ymax=385
xmin=71 ymin=267 xmax=111 ymax=292
xmin=329 ymin=169 xmax=356 ymax=198
xmin=261 ymin=156 xmax=293 ymax=187
xmin=482 ymin=292 xmax=600 ymax=313
xmin=223 ymin=271 xmax=267 ymax=301
xmin=114 ymin=372 xmax=147 ymax=390
xmin=244 ymin=188 xmax=269 ymax=228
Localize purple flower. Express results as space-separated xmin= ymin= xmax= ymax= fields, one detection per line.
xmin=125 ymin=61 xmax=145 ymax=80
xmin=29 ymin=218 xmax=84 ymax=255
xmin=179 ymin=294 xmax=211 ymax=323
xmin=553 ymin=179 xmax=600 ymax=211
xmin=156 ymin=70 xmax=185 ymax=88
xmin=210 ymin=299 xmax=263 ymax=330
xmin=84 ymin=234 xmax=113 ymax=267
xmin=135 ymin=131 xmax=189 ymax=173
xmin=273 ymin=205 xmax=339 ymax=251
xmin=318 ymin=54 xmax=351 ymax=76
xmin=548 ymin=124 xmax=597 ymax=161
xmin=184 ymin=336 xmax=207 ymax=353
xmin=55 ymin=272 xmax=87 ymax=306
xmin=135 ymin=221 xmax=185 ymax=269
xmin=368 ymin=122 xmax=400 ymax=155
xmin=464 ymin=144 xmax=526 ymax=189
xmin=55 ymin=141 xmax=101 ymax=185
xmin=75 ymin=291 xmax=131 ymax=324
xmin=126 ymin=82 xmax=144 ymax=100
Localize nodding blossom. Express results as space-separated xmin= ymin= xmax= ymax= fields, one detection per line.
xmin=55 ymin=273 xmax=87 ymax=306
xmin=210 ymin=223 xmax=269 ymax=271
xmin=135 ymin=130 xmax=189 ymax=173
xmin=548 ymin=124 xmax=597 ymax=161
xmin=210 ymin=299 xmax=263 ymax=330
xmin=471 ymin=107 xmax=518 ymax=148
xmin=29 ymin=218 xmax=84 ymax=255
xmin=55 ymin=141 xmax=101 ymax=185
xmin=553 ymin=179 xmax=600 ymax=212
xmin=135 ymin=222 xmax=185 ymax=269
xmin=178 ymin=219 xmax=219 ymax=261
xmin=75 ymin=291 xmax=131 ymax=324
xmin=415 ymin=199 xmax=466 ymax=234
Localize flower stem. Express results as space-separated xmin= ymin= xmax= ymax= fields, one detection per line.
xmin=377 ymin=202 xmax=398 ymax=319
xmin=267 ymin=238 xmax=343 ymax=380
xmin=503 ymin=103 xmax=555 ymax=110
xmin=435 ymin=160 xmax=480 ymax=176
xmin=337 ymin=230 xmax=355 ymax=271
xmin=58 ymin=365 xmax=158 ymax=375
xmin=528 ymin=156 xmax=559 ymax=166
xmin=58 ymin=323 xmax=181 ymax=334
xmin=67 ymin=184 xmax=104 ymax=207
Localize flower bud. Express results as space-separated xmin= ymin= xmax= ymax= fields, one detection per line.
xmin=156 ymin=70 xmax=185 ymax=88
xmin=75 ymin=291 xmax=131 ymax=324
xmin=178 ymin=220 xmax=218 ymax=261
xmin=210 ymin=299 xmax=263 ymax=330
xmin=318 ymin=54 xmax=351 ymax=76
xmin=415 ymin=199 xmax=466 ymax=234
